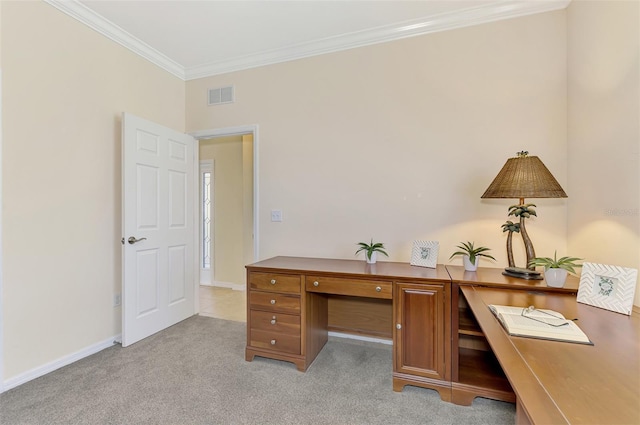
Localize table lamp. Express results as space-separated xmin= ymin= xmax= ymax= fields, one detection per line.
xmin=481 ymin=151 xmax=567 ymax=276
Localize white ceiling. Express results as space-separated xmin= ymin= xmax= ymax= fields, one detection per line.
xmin=47 ymin=0 xmax=570 ymax=80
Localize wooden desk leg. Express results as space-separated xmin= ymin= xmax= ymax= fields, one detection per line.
xmin=393 ymin=375 xmax=452 ymax=403
xmin=516 ymin=399 xmax=533 ymax=425
xmin=246 ymin=350 xmax=255 ymax=362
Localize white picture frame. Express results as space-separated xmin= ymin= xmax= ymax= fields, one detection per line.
xmin=410 ymin=240 xmax=439 ymax=268
xmin=577 ymin=262 xmax=638 ymax=315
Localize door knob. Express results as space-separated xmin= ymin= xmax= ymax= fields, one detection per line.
xmin=128 ymin=236 xmax=147 ymax=245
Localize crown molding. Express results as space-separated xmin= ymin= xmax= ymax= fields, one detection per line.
xmin=184 ymin=0 xmax=570 ymax=80
xmin=44 ymin=0 xmax=185 ymax=80
xmin=45 ymin=0 xmax=570 ymax=82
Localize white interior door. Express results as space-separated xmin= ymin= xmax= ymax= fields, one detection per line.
xmin=122 ymin=112 xmax=196 ymax=347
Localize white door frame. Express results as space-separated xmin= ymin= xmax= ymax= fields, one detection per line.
xmin=0 ymin=69 xmax=5 ymax=393
xmin=190 ymin=124 xmax=259 ymax=306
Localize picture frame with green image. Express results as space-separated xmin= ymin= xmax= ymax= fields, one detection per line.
xmin=577 ymin=262 xmax=638 ymax=315
xmin=410 ymin=240 xmax=439 ymax=268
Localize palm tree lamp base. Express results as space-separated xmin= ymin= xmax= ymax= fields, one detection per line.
xmin=482 ymin=152 xmax=569 ymax=273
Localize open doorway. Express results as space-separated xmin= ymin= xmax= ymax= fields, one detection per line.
xmin=197 ymin=132 xmax=254 ymax=322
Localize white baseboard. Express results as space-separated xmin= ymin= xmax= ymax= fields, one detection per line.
xmin=2 ymin=334 xmax=120 ymax=392
xmin=328 ymin=331 xmax=393 ymax=346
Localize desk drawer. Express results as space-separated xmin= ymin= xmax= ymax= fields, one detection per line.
xmin=250 ymin=329 xmax=301 ymax=355
xmin=306 ymin=276 xmax=392 ymax=299
xmin=249 ymin=272 xmax=301 ymax=294
xmin=249 ymin=291 xmax=301 ymax=314
xmin=250 ymin=310 xmax=300 ymax=336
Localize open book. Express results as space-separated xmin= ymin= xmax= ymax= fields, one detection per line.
xmin=488 ymin=305 xmax=593 ymax=345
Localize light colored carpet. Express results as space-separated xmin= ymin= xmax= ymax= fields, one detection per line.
xmin=0 ymin=316 xmax=515 ymax=424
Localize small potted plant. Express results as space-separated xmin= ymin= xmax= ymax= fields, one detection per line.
xmin=355 ymin=239 xmax=389 ymax=264
xmin=528 ymin=251 xmax=583 ymax=288
xmin=449 ymin=241 xmax=495 ymax=271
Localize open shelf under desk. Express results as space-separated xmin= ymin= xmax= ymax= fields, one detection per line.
xmin=326 ymin=295 xmax=393 ymax=340
xmin=454 ymin=347 xmax=515 ymax=404
xmin=458 ymin=307 xmax=484 ymax=337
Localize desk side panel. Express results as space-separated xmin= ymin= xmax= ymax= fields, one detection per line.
xmin=460 ymin=286 xmax=568 ymax=425
xmin=305 ymin=292 xmax=328 ymax=365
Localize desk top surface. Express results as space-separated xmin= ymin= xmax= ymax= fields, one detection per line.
xmin=248 ymin=257 xmax=579 ymax=292
xmin=447 ymin=265 xmax=580 ymax=292
xmin=247 ymin=256 xmax=451 ymax=282
xmin=462 ymin=285 xmax=640 ymax=425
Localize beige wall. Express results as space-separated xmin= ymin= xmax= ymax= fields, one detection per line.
xmin=187 ymin=11 xmax=568 ymax=270
xmin=1 ymin=2 xmax=185 ymax=379
xmin=199 ymin=135 xmax=253 ymax=286
xmin=567 ymin=0 xmax=640 ymax=306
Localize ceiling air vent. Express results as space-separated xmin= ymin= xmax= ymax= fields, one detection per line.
xmin=208 ymin=85 xmax=234 ymax=105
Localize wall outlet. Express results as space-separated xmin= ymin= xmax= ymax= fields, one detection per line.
xmin=114 ymin=294 xmax=121 ymax=307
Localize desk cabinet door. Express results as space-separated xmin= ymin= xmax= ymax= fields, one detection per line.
xmin=394 ymin=282 xmax=446 ymax=381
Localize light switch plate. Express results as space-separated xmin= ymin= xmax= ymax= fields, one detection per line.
xmin=271 ymin=210 xmax=283 ymax=222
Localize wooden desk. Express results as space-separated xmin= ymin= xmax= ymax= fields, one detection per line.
xmin=245 ymin=256 xmax=638 ymax=423
xmin=245 ymin=256 xmax=453 ymax=400
xmin=461 ymin=285 xmax=640 ymax=425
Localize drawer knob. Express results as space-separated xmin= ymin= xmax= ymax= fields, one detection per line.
xmin=375 ymin=286 xmax=381 ymax=292
xmin=270 ymin=339 xmax=276 ymax=345
xmin=313 ymin=281 xmax=319 ymax=287
xmin=270 ymin=299 xmax=276 ymax=305
xmin=270 ymin=279 xmax=276 ymax=285
xmin=270 ymin=316 xmax=277 ymax=325
xmin=396 ymin=323 xmax=402 ymax=330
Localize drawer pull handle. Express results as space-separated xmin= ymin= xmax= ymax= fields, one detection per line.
xmin=270 ymin=339 xmax=276 ymax=345
xmin=396 ymin=324 xmax=402 ymax=330
xmin=270 ymin=279 xmax=276 ymax=285
xmin=313 ymin=281 xmax=319 ymax=287
xmin=375 ymin=286 xmax=381 ymax=292
xmin=270 ymin=316 xmax=277 ymax=325
xmin=270 ymin=299 xmax=276 ymax=305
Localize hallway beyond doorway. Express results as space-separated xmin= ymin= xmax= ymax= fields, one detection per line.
xmin=199 ymin=286 xmax=246 ymax=322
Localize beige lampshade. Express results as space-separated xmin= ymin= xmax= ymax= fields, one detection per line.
xmin=481 ymin=153 xmax=567 ymax=199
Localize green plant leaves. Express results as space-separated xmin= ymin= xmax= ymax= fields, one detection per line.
xmin=449 ymin=241 xmax=496 ymax=263
xmin=528 ymin=250 xmax=583 ymax=274
xmin=355 ymin=238 xmax=389 ymax=259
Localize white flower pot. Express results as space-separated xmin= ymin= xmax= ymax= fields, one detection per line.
xmin=463 ymin=255 xmax=479 ymax=272
xmin=545 ymin=268 xmax=567 ymax=288
xmin=366 ymin=252 xmax=377 ymax=264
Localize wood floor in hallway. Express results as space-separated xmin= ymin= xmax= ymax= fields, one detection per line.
xmin=199 ymin=286 xmax=246 ymax=322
